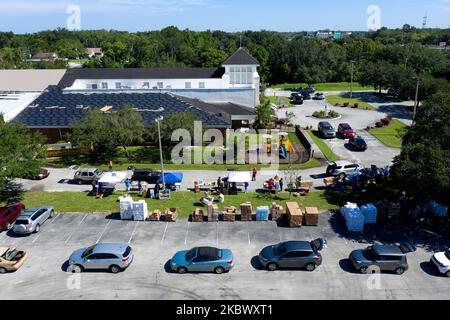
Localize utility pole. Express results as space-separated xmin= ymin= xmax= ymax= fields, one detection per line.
xmin=412 ymin=77 xmax=421 ymax=125
xmin=350 ymin=60 xmax=355 ymax=98
xmin=156 ymin=116 xmax=165 ymax=189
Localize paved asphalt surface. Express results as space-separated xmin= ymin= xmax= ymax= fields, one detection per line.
xmin=1 ymin=212 xmax=448 ymax=300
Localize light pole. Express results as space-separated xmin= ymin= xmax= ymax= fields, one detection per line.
xmin=350 ymin=60 xmax=355 ymax=98
xmin=155 ymin=116 xmax=165 ymax=190
xmin=412 ymin=77 xmax=421 ymax=125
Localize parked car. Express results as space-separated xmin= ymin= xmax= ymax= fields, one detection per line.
xmin=290 ymin=92 xmax=300 ymax=100
xmin=318 ymin=121 xmax=336 ymax=138
xmin=170 ymin=246 xmax=234 ymax=274
xmin=348 ymin=135 xmax=368 ymax=151
xmin=73 ymin=168 xmax=103 ymax=185
xmin=291 ymin=95 xmax=304 ymax=105
xmin=349 ymin=244 xmax=416 ymax=275
xmin=68 ymin=243 xmax=133 ymax=273
xmin=0 ymin=247 xmax=28 ymax=274
xmin=13 ymin=206 xmax=55 ymax=235
xmin=131 ymin=169 xmax=161 ymax=184
xmin=22 ymin=168 xmax=50 ymax=180
xmin=313 ymin=92 xmax=325 ymax=100
xmin=337 ymin=123 xmax=356 ymax=139
xmin=302 ymin=92 xmax=312 ymax=100
xmin=258 ymin=239 xmax=327 ymax=271
xmin=430 ymin=249 xmax=450 ymax=277
xmin=0 ymin=203 xmax=25 ymax=232
xmin=326 ymin=160 xmax=364 ymax=178
xmin=300 ymin=87 xmax=315 ymax=95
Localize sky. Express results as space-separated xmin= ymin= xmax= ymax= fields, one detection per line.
xmin=0 ymin=0 xmax=449 ymax=33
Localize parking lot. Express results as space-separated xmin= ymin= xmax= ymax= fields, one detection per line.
xmin=1 ymin=213 xmax=449 ymax=300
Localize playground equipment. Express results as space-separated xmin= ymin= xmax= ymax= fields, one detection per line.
xmin=262 ymin=132 xmax=296 ymax=159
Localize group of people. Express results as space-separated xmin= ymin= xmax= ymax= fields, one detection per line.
xmin=266 ymin=175 xmax=284 ymax=193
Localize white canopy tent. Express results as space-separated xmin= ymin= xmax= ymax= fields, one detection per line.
xmin=228 ymin=171 xmax=252 ymax=183
xmin=98 ymin=171 xmax=128 ymax=188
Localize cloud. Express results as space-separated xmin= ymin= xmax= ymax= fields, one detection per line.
xmin=0 ymin=0 xmax=210 ymax=15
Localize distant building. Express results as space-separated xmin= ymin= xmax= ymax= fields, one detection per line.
xmin=316 ymin=32 xmax=333 ymax=39
xmin=85 ymin=48 xmax=103 ymax=58
xmin=30 ymin=52 xmax=59 ymax=61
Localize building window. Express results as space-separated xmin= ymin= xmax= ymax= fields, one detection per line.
xmin=115 ymin=82 xmax=122 ymax=89
xmin=199 ymin=82 xmax=205 ymax=89
xmin=185 ymin=82 xmax=191 ymax=89
xmin=229 ymin=66 xmax=253 ymax=85
xmin=101 ymin=82 xmax=108 ymax=89
xmin=143 ymin=82 xmax=150 ymax=89
xmin=157 ymin=82 xmax=164 ymax=89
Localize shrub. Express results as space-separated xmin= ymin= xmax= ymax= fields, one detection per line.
xmin=375 ymin=121 xmax=383 ymax=128
xmin=343 ymin=102 xmax=350 ymax=107
xmin=328 ymin=110 xmax=340 ymax=118
xmin=381 ymin=118 xmax=391 ymax=126
xmin=352 ymin=103 xmax=359 ymax=108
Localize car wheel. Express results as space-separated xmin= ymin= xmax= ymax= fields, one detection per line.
xmin=6 ymin=222 xmax=12 ymax=230
xmin=359 ymin=267 xmax=368 ymax=274
xmin=0 ymin=267 xmax=7 ymax=274
xmin=214 ymin=267 xmax=225 ymax=275
xmin=34 ymin=224 xmax=40 ymax=233
xmin=109 ymin=265 xmax=122 ymax=274
xmin=305 ymin=263 xmax=316 ymax=272
xmin=70 ymin=265 xmax=84 ymax=273
xmin=446 ymin=271 xmax=450 ymax=278
xmin=77 ymin=179 xmax=83 ymax=185
xmin=49 ymin=210 xmax=55 ymax=218
xmin=177 ymin=267 xmax=188 ymax=274
xmin=267 ymin=263 xmax=278 ymax=271
xmin=395 ymin=267 xmax=405 ymax=275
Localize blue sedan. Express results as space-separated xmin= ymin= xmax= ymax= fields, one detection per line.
xmin=170 ymin=247 xmax=234 ymax=274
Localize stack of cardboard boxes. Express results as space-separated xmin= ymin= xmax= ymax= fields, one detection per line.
xmin=240 ymin=202 xmax=253 ymax=221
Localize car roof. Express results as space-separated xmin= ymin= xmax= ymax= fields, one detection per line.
xmin=77 ymin=168 xmax=99 ymax=173
xmin=93 ymin=243 xmax=128 ymax=254
xmin=196 ymin=247 xmax=220 ymax=260
xmin=339 ymin=123 xmax=351 ymax=128
xmin=372 ymin=245 xmax=404 ymax=256
xmin=283 ymin=241 xmax=312 ymax=252
xmin=329 ymin=160 xmax=355 ymax=166
xmin=17 ymin=206 xmax=51 ymax=218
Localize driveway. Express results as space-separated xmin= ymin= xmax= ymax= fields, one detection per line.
xmin=0 ymin=213 xmax=448 ymax=300
xmin=277 ymin=100 xmax=385 ymax=130
xmin=322 ymin=131 xmax=401 ymax=167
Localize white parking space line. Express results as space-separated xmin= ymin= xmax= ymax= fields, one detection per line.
xmin=246 ymin=223 xmax=251 ymax=244
xmin=128 ymin=221 xmax=139 ymax=244
xmin=184 ymin=222 xmax=190 ymax=245
xmin=160 ymin=222 xmax=169 ymax=244
xmin=64 ymin=214 xmax=88 ymax=245
xmin=31 ymin=234 xmax=41 ymax=244
xmin=96 ymin=219 xmax=112 ymax=243
xmin=216 ymin=223 xmax=219 ymax=246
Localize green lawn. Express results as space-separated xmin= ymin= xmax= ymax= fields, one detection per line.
xmin=369 ymin=119 xmax=408 ymax=148
xmin=270 ymin=82 xmax=373 ymax=92
xmin=307 ymin=131 xmax=340 ymax=162
xmin=326 ymin=95 xmax=375 ymax=110
xmin=267 ymin=95 xmax=291 ymax=107
xmin=21 ymin=191 xmax=339 ymax=218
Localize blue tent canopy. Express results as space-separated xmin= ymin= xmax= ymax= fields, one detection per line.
xmin=158 ymin=172 xmax=184 ymax=184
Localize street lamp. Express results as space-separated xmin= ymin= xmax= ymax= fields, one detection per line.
xmin=412 ymin=77 xmax=421 ymax=125
xmin=350 ymin=60 xmax=356 ymax=98
xmin=155 ymin=116 xmax=165 ymax=190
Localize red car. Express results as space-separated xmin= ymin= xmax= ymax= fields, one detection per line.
xmin=338 ymin=123 xmax=356 ymax=139
xmin=0 ymin=203 xmax=25 ymax=231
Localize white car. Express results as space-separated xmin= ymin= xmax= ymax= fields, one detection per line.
xmin=431 ymin=250 xmax=450 ymax=277
xmin=326 ymin=160 xmax=364 ymax=178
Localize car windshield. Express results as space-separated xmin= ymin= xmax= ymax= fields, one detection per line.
xmin=273 ymin=243 xmax=286 ymax=256
xmin=81 ymin=245 xmax=95 ymax=258
xmin=445 ymin=251 xmax=450 ymax=260
xmin=93 ymin=169 xmax=100 ymax=175
xmin=185 ymin=248 xmax=197 ymax=261
xmin=363 ymin=247 xmax=379 ymax=261
xmin=1 ymin=248 xmax=19 ymax=261
xmin=356 ymin=137 xmax=365 ymax=143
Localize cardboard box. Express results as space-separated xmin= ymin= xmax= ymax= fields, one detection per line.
xmin=164 ymin=208 xmax=178 ymax=222
xmin=271 ymin=203 xmax=284 ymax=220
xmin=286 ymin=202 xmax=302 ymax=227
xmin=304 ymin=207 xmax=320 ymax=226
xmin=240 ymin=202 xmax=253 ymax=221
xmin=207 ymin=204 xmax=219 ymax=222
xmin=192 ymin=208 xmax=205 ymax=222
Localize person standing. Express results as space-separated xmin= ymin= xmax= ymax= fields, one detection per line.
xmin=279 ymin=178 xmax=284 ymax=192
xmin=244 ymin=181 xmax=249 ymax=193
xmin=124 ymin=178 xmax=131 ymax=192
xmin=108 ymin=160 xmax=113 ymax=171
xmin=252 ymin=167 xmax=257 ymax=181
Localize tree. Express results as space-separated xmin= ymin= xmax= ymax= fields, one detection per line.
xmin=70 ymin=107 xmax=145 ymax=162
xmin=145 ymin=112 xmax=199 ymax=146
xmin=390 ymin=92 xmax=450 ymax=205
xmin=0 ymin=124 xmax=46 ymax=202
xmin=254 ymin=98 xmax=275 ymax=130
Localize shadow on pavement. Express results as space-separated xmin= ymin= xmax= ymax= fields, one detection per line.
xmin=250 ymin=256 xmax=264 ymax=270
xmin=419 ymin=261 xmax=444 ymax=278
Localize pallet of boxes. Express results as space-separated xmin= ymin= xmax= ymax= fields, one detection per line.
xmin=270 ymin=203 xmax=284 ymax=221
xmin=164 ymin=208 xmax=178 ymax=222
xmin=240 ymin=202 xmax=253 ymax=221
xmin=192 ymin=208 xmax=206 ymax=222
xmin=286 ymin=202 xmax=303 ymax=227
xmin=148 ymin=209 xmax=162 ymax=221
xmin=303 ymin=207 xmax=320 ymax=226
xmin=207 ymin=204 xmax=220 ymax=222
xmin=223 ymin=206 xmax=237 ymax=222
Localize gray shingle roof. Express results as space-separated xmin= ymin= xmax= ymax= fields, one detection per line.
xmin=12 ymin=86 xmax=230 ymax=128
xmin=58 ymin=67 xmax=225 ymax=88
xmin=222 ymin=48 xmax=260 ymax=66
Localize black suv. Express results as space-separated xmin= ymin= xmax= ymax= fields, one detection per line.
xmin=131 ymin=169 xmax=161 ymax=184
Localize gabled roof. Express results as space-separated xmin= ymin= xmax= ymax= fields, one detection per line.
xmin=58 ymin=67 xmax=225 ymax=88
xmin=222 ymin=48 xmax=260 ymax=66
